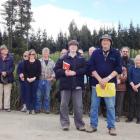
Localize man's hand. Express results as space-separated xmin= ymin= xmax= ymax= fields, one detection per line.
xmin=65 ymin=70 xmax=76 ymax=76
xmin=98 ymin=77 xmax=110 ymax=89
xmin=2 ymin=72 xmax=7 ymax=77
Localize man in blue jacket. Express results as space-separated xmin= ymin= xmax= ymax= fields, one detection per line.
xmin=54 ymin=40 xmax=86 ymax=131
xmin=86 ymin=34 xmax=122 ymax=136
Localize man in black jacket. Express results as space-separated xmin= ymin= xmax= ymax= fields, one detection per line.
xmin=54 ymin=40 xmax=86 ymax=131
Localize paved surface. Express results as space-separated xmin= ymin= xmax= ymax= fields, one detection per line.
xmin=0 ymin=111 xmax=140 ymax=140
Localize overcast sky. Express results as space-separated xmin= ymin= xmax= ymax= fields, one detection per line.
xmin=0 ymin=0 xmax=139 ymax=38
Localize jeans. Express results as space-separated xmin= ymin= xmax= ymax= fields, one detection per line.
xmin=36 ymin=80 xmax=51 ymax=112
xmin=19 ymin=81 xmax=27 ymax=105
xmin=25 ymin=80 xmax=39 ymax=111
xmin=90 ymin=87 xmax=116 ymax=129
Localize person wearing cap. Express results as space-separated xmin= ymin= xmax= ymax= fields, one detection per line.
xmin=17 ymin=51 xmax=29 ymax=112
xmin=0 ymin=45 xmax=14 ymax=112
xmin=54 ymin=40 xmax=86 ymax=131
xmin=86 ymin=34 xmax=122 ymax=136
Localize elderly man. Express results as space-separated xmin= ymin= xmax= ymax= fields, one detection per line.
xmin=54 ymin=40 xmax=86 ymax=131
xmin=36 ymin=48 xmax=55 ymax=114
xmin=86 ymin=34 xmax=122 ymax=136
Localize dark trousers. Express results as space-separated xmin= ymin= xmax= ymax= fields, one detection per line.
xmin=25 ymin=80 xmax=39 ymax=111
xmin=60 ymin=89 xmax=85 ymax=128
xmin=128 ymin=89 xmax=140 ymax=120
xmin=19 ymin=81 xmax=27 ymax=105
xmin=115 ymin=91 xmax=125 ymax=117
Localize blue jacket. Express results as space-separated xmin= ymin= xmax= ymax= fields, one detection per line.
xmin=17 ymin=60 xmax=24 ymax=82
xmin=0 ymin=54 xmax=14 ymax=83
xmin=54 ymin=53 xmax=87 ymax=91
xmin=128 ymin=66 xmax=140 ymax=85
xmin=87 ymin=48 xmax=122 ymax=86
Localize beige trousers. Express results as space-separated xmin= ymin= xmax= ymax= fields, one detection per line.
xmin=0 ymin=83 xmax=12 ymax=109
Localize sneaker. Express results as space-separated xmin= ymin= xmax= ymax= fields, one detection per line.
xmin=26 ymin=110 xmax=31 ymax=114
xmin=125 ymin=118 xmax=133 ymax=122
xmin=85 ymin=125 xmax=97 ymax=133
xmin=109 ymin=128 xmax=117 ymax=136
xmin=115 ymin=116 xmax=120 ymax=122
xmin=31 ymin=110 xmax=36 ymax=115
xmin=77 ymin=126 xmax=85 ymax=131
xmin=20 ymin=107 xmax=27 ymax=112
xmin=62 ymin=126 xmax=69 ymax=131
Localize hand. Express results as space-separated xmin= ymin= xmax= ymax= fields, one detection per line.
xmin=136 ymin=83 xmax=140 ymax=88
xmin=27 ymin=78 xmax=31 ymax=83
xmin=132 ymin=85 xmax=138 ymax=92
xmin=2 ymin=72 xmax=7 ymax=77
xmin=19 ymin=73 xmax=24 ymax=81
xmin=65 ymin=70 xmax=76 ymax=76
xmin=30 ymin=77 xmax=36 ymax=82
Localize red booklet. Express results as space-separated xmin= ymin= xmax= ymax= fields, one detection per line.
xmin=63 ymin=61 xmax=70 ymax=70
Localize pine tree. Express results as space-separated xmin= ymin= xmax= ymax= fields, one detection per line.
xmin=1 ymin=0 xmax=17 ymax=51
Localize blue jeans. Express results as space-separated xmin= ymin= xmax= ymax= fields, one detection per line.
xmin=19 ymin=81 xmax=27 ymax=105
xmin=25 ymin=80 xmax=39 ymax=111
xmin=36 ymin=80 xmax=51 ymax=112
xmin=90 ymin=87 xmax=115 ymax=129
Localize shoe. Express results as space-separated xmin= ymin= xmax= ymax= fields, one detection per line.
xmin=62 ymin=126 xmax=69 ymax=131
xmin=85 ymin=125 xmax=97 ymax=133
xmin=77 ymin=126 xmax=85 ymax=131
xmin=125 ymin=118 xmax=133 ymax=122
xmin=115 ymin=116 xmax=120 ymax=122
xmin=35 ymin=110 xmax=41 ymax=114
xmin=44 ymin=111 xmax=50 ymax=114
xmin=5 ymin=109 xmax=11 ymax=112
xmin=20 ymin=107 xmax=27 ymax=112
xmin=136 ymin=119 xmax=140 ymax=124
xmin=26 ymin=110 xmax=31 ymax=114
xmin=31 ymin=110 xmax=36 ymax=115
xmin=109 ymin=128 xmax=117 ymax=136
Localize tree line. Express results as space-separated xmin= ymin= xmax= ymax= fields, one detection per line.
xmin=0 ymin=0 xmax=140 ymax=56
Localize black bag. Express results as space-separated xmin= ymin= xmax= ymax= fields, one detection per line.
xmin=1 ymin=75 xmax=8 ymax=84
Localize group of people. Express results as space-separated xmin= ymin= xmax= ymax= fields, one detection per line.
xmin=0 ymin=34 xmax=140 ymax=136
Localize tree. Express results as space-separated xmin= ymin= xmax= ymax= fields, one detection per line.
xmin=1 ymin=0 xmax=17 ymax=51
xmin=79 ymin=25 xmax=92 ymax=51
xmin=56 ymin=31 xmax=68 ymax=51
xmin=0 ymin=31 xmax=3 ymax=45
xmin=68 ymin=20 xmax=80 ymax=41
xmin=15 ymin=0 xmax=33 ymax=50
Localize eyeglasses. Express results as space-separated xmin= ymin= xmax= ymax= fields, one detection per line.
xmin=29 ymin=53 xmax=35 ymax=56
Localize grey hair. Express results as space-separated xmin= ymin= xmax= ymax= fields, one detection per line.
xmin=42 ymin=47 xmax=50 ymax=54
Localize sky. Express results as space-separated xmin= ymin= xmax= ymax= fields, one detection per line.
xmin=0 ymin=0 xmax=140 ymax=38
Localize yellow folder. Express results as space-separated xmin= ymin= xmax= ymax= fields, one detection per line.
xmin=96 ymin=83 xmax=116 ymax=97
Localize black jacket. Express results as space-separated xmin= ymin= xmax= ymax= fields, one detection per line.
xmin=54 ymin=53 xmax=87 ymax=91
